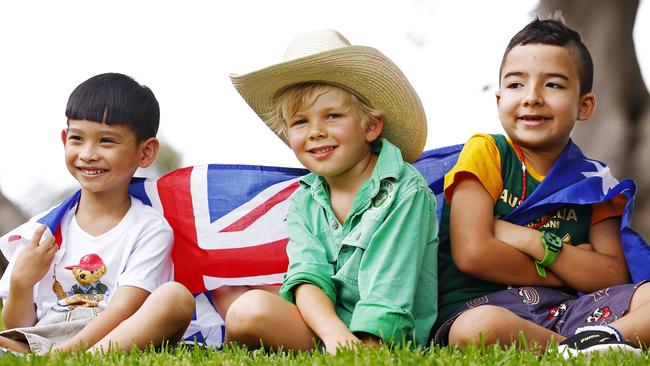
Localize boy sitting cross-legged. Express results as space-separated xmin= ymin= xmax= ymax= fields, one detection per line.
xmin=0 ymin=73 xmax=195 ymax=354
xmin=222 ymin=30 xmax=439 ymax=354
xmin=434 ymin=17 xmax=650 ymax=357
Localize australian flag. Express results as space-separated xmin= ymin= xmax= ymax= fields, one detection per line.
xmin=1 ymin=141 xmax=648 ymax=348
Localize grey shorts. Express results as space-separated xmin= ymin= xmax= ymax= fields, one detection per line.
xmin=0 ymin=307 xmax=100 ymax=354
xmin=433 ymin=282 xmax=646 ymax=345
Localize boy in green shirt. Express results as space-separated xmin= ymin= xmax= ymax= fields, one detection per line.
xmin=224 ymin=30 xmax=438 ymax=353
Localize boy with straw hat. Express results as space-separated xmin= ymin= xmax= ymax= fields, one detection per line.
xmin=224 ymin=29 xmax=438 ymax=353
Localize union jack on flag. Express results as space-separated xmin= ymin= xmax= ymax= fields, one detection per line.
xmin=129 ymin=164 xmax=309 ymax=294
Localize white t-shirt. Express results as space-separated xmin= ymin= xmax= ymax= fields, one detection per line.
xmin=0 ymin=197 xmax=173 ymax=323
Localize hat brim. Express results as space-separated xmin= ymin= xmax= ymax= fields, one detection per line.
xmin=65 ymin=264 xmax=100 ymax=271
xmin=230 ymin=46 xmax=427 ymax=162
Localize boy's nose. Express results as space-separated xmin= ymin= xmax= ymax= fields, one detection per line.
xmin=308 ymin=121 xmax=327 ymax=139
xmin=79 ymin=147 xmax=99 ymax=162
xmin=523 ymin=87 xmax=544 ymax=107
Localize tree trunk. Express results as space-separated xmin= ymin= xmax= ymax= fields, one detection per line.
xmin=537 ymin=0 xmax=650 ymax=238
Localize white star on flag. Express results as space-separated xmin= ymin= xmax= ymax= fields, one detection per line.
xmin=582 ymin=159 xmax=619 ymax=195
xmin=182 ymin=293 xmax=225 ymax=348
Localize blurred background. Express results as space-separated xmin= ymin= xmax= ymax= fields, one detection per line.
xmin=1 ymin=0 xmax=649 ymax=266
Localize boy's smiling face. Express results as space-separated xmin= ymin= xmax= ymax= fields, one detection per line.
xmin=497 ymin=44 xmax=595 ymax=155
xmin=62 ymin=119 xmax=156 ymax=199
xmin=286 ymin=87 xmax=382 ymax=185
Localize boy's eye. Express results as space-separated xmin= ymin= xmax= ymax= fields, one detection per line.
xmin=100 ymin=138 xmax=116 ymax=144
xmin=546 ymin=82 xmax=565 ymax=89
xmin=289 ymin=119 xmax=307 ymax=128
xmin=67 ymin=135 xmax=82 ymax=141
xmin=326 ymin=113 xmax=342 ymax=120
xmin=506 ymin=82 xmax=524 ymax=89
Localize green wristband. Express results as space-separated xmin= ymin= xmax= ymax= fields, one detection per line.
xmin=534 ymin=232 xmax=563 ymax=278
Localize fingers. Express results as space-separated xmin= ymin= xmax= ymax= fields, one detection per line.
xmin=29 ymin=224 xmax=48 ymax=247
xmin=29 ymin=224 xmax=58 ymax=258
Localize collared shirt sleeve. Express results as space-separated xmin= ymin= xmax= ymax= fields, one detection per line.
xmin=348 ymin=184 xmax=438 ymax=343
xmin=279 ymin=191 xmax=336 ymax=304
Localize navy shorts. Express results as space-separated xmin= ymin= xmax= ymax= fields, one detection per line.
xmin=433 ymin=282 xmax=646 ymax=345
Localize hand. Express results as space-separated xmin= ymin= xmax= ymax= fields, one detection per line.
xmin=11 ymin=225 xmax=57 ymax=289
xmin=324 ymin=333 xmax=359 ymax=354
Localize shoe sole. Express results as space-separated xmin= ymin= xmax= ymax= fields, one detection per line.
xmin=558 ymin=343 xmax=642 ymax=359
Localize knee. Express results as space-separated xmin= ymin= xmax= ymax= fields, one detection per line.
xmin=628 ymin=282 xmax=650 ymax=311
xmin=448 ymin=305 xmax=509 ymax=346
xmin=151 ymin=282 xmax=195 ymax=323
xmin=225 ymin=289 xmax=275 ymax=338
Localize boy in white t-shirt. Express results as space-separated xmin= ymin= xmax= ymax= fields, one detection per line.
xmin=0 ymin=73 xmax=195 ymax=354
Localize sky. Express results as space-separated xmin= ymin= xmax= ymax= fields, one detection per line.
xmin=1 ymin=0 xmax=648 ymax=215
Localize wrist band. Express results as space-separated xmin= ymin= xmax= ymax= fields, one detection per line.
xmin=534 ymin=231 xmax=563 ymax=278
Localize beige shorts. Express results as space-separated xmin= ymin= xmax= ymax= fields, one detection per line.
xmin=0 ymin=307 xmax=100 ymax=354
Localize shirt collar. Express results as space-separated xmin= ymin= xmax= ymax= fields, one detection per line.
xmin=299 ymin=138 xmax=404 ymax=194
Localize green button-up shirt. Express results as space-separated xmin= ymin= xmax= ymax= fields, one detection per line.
xmin=279 ymin=139 xmax=438 ymax=346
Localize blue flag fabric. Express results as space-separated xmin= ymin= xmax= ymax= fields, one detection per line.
xmin=500 ymin=139 xmax=650 ymax=283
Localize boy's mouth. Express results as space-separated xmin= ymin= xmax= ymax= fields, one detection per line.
xmin=308 ymin=145 xmax=337 ymax=157
xmin=78 ymin=168 xmax=107 ymax=176
xmin=518 ymin=115 xmax=551 ymax=125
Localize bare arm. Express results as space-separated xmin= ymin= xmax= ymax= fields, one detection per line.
xmin=450 ymin=177 xmax=564 ymax=286
xmin=294 ymin=284 xmax=359 ymax=354
xmin=494 ymin=217 xmax=628 ymax=293
xmin=3 ymin=225 xmax=56 ymax=329
xmin=51 ymin=285 xmax=149 ymax=353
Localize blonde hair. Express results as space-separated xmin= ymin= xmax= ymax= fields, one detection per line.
xmin=269 ymin=83 xmax=383 ymax=140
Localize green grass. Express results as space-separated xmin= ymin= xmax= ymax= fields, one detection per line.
xmin=1 ymin=343 xmax=648 ymax=365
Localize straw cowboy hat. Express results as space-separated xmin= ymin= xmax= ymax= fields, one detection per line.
xmin=230 ymin=29 xmax=427 ymax=163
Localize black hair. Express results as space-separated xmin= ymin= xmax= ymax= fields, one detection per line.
xmin=65 ymin=73 xmax=160 ymax=142
xmin=499 ymin=17 xmax=594 ymax=95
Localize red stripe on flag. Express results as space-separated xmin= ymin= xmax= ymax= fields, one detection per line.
xmin=54 ymin=226 xmax=63 ymax=248
xmin=197 ymin=238 xmax=289 ymax=278
xmin=156 ymin=167 xmax=204 ymax=292
xmin=219 ymin=181 xmax=300 ymax=233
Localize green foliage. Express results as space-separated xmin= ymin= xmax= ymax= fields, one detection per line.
xmin=0 ymin=343 xmax=648 ymax=366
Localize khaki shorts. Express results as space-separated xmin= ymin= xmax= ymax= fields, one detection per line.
xmin=0 ymin=307 xmax=100 ymax=354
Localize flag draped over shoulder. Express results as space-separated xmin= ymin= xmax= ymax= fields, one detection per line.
xmin=2 ymin=142 xmax=649 ymax=348
xmin=501 ymin=139 xmax=650 ymax=283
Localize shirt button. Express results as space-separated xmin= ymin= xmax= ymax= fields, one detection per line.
xmin=332 ymin=221 xmax=339 ymax=229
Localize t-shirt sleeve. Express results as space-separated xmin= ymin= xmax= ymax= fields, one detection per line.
xmin=117 ymin=211 xmax=173 ymax=293
xmin=444 ymin=134 xmax=503 ymax=203
xmin=591 ymin=194 xmax=627 ymax=225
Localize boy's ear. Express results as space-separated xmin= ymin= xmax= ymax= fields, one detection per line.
xmin=577 ymin=92 xmax=596 ymax=121
xmin=365 ymin=115 xmax=384 ymax=143
xmin=495 ymin=91 xmax=501 ymax=107
xmin=61 ymin=129 xmax=68 ymax=146
xmin=138 ymin=137 xmax=160 ymax=168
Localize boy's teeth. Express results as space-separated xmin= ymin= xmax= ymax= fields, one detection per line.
xmin=313 ymin=146 xmax=334 ymax=153
xmin=82 ymin=169 xmax=103 ymax=175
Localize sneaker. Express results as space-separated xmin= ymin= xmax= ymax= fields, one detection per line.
xmin=557 ymin=329 xmax=641 ymax=358
xmin=0 ymin=347 xmax=24 ymax=357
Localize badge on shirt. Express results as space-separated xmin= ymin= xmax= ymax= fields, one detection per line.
xmin=371 ymin=180 xmax=395 ymax=210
